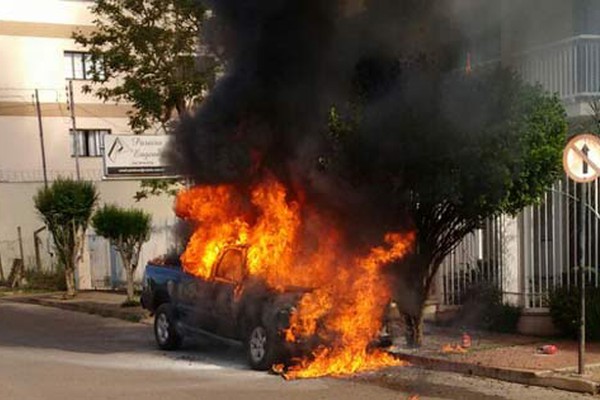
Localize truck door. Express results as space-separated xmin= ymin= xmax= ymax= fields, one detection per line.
xmin=212 ymin=248 xmax=245 ymax=338
xmin=176 ymin=272 xmax=215 ymax=331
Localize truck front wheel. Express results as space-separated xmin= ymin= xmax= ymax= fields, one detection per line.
xmin=154 ymin=303 xmax=183 ymax=351
xmin=246 ymin=324 xmax=279 ymax=370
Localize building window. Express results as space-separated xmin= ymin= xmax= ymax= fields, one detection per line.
xmin=64 ymin=51 xmax=103 ymax=80
xmin=71 ymin=129 xmax=110 ymax=157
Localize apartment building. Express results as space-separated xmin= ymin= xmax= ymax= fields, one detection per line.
xmin=439 ymin=0 xmax=600 ymax=334
xmin=0 ymin=0 xmax=176 ymax=289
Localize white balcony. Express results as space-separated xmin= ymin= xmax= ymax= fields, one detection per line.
xmin=510 ymin=35 xmax=600 ymax=102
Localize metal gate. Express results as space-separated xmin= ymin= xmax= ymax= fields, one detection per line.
xmin=440 ymin=216 xmax=506 ymax=306
xmin=521 ymin=175 xmax=600 ymax=308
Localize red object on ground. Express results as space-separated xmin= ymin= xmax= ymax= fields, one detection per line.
xmin=461 ymin=332 xmax=472 ymax=349
xmin=538 ymin=345 xmax=558 ymax=355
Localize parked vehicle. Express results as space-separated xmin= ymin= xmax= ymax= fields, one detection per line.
xmin=141 ymin=245 xmax=393 ymax=370
xmin=141 ymin=245 xmax=308 ymax=370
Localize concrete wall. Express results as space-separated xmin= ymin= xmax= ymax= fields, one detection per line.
xmin=0 ymin=181 xmax=177 ymax=288
xmin=517 ymin=309 xmax=560 ymax=336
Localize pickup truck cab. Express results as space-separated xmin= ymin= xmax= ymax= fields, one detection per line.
xmin=141 ymin=245 xmax=303 ymax=370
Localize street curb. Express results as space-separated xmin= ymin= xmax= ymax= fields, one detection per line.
xmin=2 ymin=295 xmax=149 ymax=324
xmin=390 ymin=351 xmax=599 ymax=395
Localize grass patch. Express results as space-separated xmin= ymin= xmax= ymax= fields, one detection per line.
xmin=24 ymin=269 xmax=67 ymax=291
xmin=121 ymin=299 xmax=141 ymax=308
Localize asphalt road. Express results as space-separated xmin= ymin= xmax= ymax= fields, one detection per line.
xmin=0 ymin=300 xmax=591 ymax=400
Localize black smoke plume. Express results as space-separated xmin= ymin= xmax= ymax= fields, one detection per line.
xmin=168 ymin=0 xmax=477 ymax=246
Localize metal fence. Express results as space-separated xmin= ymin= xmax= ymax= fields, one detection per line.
xmin=440 ymin=175 xmax=600 ymax=309
xmin=440 ymin=216 xmax=506 ymax=306
xmin=0 ymin=169 xmax=103 ymax=183
xmin=521 ymin=176 xmax=600 ymax=308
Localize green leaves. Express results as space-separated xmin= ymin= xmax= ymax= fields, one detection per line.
xmin=73 ymin=0 xmax=219 ymax=133
xmin=34 ymin=179 xmax=98 ymax=282
xmin=34 ymin=179 xmax=98 ymax=231
xmin=326 ymin=65 xmax=567 ymax=265
xmin=92 ymin=205 xmax=152 ymax=245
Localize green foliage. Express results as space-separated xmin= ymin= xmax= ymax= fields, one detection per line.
xmin=458 ymin=283 xmax=521 ymax=333
xmin=34 ymin=179 xmax=98 ymax=278
xmin=548 ymin=285 xmax=600 ymax=341
xmin=92 ymin=205 xmax=152 ymax=247
xmin=405 ymin=68 xmax=567 ymax=222
xmin=328 ymin=66 xmax=567 ymax=277
xmin=24 ymin=268 xmax=67 ymax=292
xmin=34 ymin=179 xmax=98 ymax=231
xmin=93 ymin=204 xmax=151 ymax=301
xmin=73 ymin=0 xmax=219 ymax=133
xmin=121 ymin=299 xmax=141 ymax=308
xmin=134 ymin=178 xmax=183 ymax=201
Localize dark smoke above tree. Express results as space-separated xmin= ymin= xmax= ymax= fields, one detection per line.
xmin=169 ymin=0 xmax=567 ymax=346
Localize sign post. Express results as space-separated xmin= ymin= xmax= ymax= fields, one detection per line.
xmin=563 ymin=133 xmax=600 ymax=375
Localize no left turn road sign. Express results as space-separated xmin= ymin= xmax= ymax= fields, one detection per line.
xmin=563 ymin=133 xmax=600 ymax=183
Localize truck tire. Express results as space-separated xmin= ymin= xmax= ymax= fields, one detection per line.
xmin=154 ymin=303 xmax=183 ymax=350
xmin=246 ymin=323 xmax=280 ymax=371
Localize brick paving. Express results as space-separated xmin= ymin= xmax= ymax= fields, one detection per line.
xmin=392 ymin=324 xmax=600 ymax=377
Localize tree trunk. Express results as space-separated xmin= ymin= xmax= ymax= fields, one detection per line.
xmin=65 ymin=267 xmax=76 ymax=297
xmin=125 ymin=266 xmax=135 ymax=302
xmin=9 ymin=258 xmax=24 ymax=289
xmin=0 ymin=253 xmax=5 ymax=283
xmin=404 ymin=310 xmax=425 ymax=347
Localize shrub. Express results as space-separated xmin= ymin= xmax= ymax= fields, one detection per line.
xmin=548 ymin=285 xmax=600 ymax=340
xmin=92 ymin=205 xmax=152 ymax=302
xmin=23 ymin=268 xmax=67 ymax=291
xmin=34 ymin=178 xmax=98 ymax=296
xmin=456 ymin=283 xmax=521 ymax=333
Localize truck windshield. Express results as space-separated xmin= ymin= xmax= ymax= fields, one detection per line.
xmin=215 ymin=249 xmax=244 ymax=283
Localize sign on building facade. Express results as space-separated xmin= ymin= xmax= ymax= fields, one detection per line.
xmin=103 ymin=134 xmax=176 ymax=179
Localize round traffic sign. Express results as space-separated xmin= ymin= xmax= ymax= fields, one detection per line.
xmin=563 ymin=133 xmax=600 ymax=183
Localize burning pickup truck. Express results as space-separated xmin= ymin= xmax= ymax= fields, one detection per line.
xmin=142 ymin=245 xmax=314 ymax=370
xmin=141 ymin=244 xmax=393 ymax=371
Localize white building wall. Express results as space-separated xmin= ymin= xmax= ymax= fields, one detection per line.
xmin=0 ymin=0 xmax=178 ymax=289
xmin=0 ymin=0 xmax=94 ymax=25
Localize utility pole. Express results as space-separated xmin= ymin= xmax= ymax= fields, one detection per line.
xmin=34 ymin=89 xmax=48 ymax=188
xmin=67 ymin=80 xmax=81 ymax=180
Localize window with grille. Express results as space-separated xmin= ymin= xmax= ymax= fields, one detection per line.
xmin=70 ymin=129 xmax=110 ymax=157
xmin=64 ymin=51 xmax=104 ymax=80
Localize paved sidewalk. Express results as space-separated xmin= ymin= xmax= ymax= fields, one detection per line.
xmin=0 ymin=290 xmax=150 ymax=324
xmin=389 ymin=324 xmax=600 ymax=394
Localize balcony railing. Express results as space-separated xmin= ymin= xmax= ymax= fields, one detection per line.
xmin=510 ymin=35 xmax=600 ymax=100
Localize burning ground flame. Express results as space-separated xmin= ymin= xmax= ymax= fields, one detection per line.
xmin=176 ymin=175 xmax=414 ymax=378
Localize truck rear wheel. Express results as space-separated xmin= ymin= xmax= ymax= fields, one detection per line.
xmin=154 ymin=303 xmax=183 ymax=351
xmin=246 ymin=324 xmax=279 ymax=370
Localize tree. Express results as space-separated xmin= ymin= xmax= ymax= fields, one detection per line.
xmin=92 ymin=205 xmax=152 ymax=303
xmin=326 ymin=66 xmax=567 ymax=346
xmin=73 ymin=0 xmax=218 ymax=133
xmin=34 ymin=179 xmax=98 ymax=297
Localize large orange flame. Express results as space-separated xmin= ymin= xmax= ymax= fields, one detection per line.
xmin=176 ymin=174 xmax=414 ymax=378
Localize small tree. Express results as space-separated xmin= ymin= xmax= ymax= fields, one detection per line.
xmin=325 ymin=66 xmax=567 ymax=346
xmin=34 ymin=179 xmax=98 ymax=297
xmin=92 ymin=205 xmax=152 ymax=303
xmin=73 ymin=0 xmax=218 ymax=133
xmin=73 ymin=0 xmax=216 ymax=201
